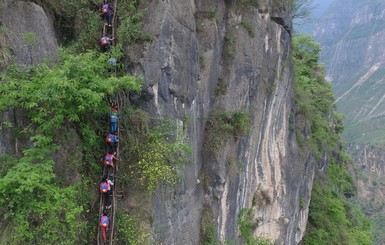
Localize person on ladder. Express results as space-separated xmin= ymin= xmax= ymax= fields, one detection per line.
xmin=103 ymin=151 xmax=119 ymax=176
xmin=105 ymin=132 xmax=119 ymax=153
xmin=100 ymin=176 xmax=114 ymax=209
xmin=101 ymin=2 xmax=113 ymax=27
xmin=109 ymin=106 xmax=118 ymax=133
xmin=99 ymin=210 xmax=110 ymax=243
xmin=99 ymin=36 xmax=113 ymax=52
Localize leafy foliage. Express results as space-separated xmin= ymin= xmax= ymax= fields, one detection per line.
xmin=0 ymin=147 xmax=86 ymax=244
xmin=115 ymin=209 xmax=151 ymax=245
xmin=238 ymin=208 xmax=272 ymax=245
xmin=204 ymin=110 xmax=251 ymax=151
xmin=72 ymin=8 xmax=102 ymax=51
xmin=33 ymin=0 xmax=101 ymax=48
xmin=238 ymin=0 xmax=259 ymax=7
xmin=116 ymin=0 xmax=145 ymax=45
xmin=119 ymin=106 xmax=191 ymax=192
xmin=0 ymin=49 xmax=142 ymax=243
xmin=291 ymin=0 xmax=315 ymax=28
xmin=293 ymin=34 xmax=339 ymax=159
xmin=304 ymin=184 xmax=372 ymax=245
xmin=200 ymin=204 xmax=219 ymax=245
xmin=224 ymin=33 xmax=236 ymax=58
xmin=0 ymin=48 xmax=142 ymax=143
xmin=240 ymin=21 xmax=255 ymax=38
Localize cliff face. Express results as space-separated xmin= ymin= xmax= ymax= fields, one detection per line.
xmin=0 ymin=0 xmax=316 ymax=244
xmin=131 ymin=0 xmax=312 ymax=244
xmin=347 ymin=143 xmax=385 ymax=244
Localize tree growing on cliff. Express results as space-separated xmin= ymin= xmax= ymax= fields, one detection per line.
xmin=291 ymin=0 xmax=315 ymax=28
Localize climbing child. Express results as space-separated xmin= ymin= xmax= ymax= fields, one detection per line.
xmin=103 ymin=151 xmax=119 ymax=176
xmin=99 ymin=36 xmax=113 ymax=52
xmin=105 ymin=132 xmax=119 ymax=153
xmin=101 ymin=3 xmax=113 ymax=27
xmin=100 ymin=176 xmax=114 ymax=209
xmin=109 ymin=107 xmax=118 ymax=133
xmin=99 ymin=210 xmax=110 ymax=242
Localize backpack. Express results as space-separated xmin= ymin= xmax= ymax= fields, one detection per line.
xmin=102 ymin=4 xmax=109 ymax=13
xmin=106 ymin=134 xmax=113 ymax=143
xmin=104 ymin=154 xmax=112 ymax=165
xmin=100 ymin=37 xmax=108 ymax=46
xmin=110 ymin=114 xmax=118 ymax=123
xmin=100 ymin=215 xmax=109 ymax=227
xmin=100 ymin=181 xmax=109 ymax=193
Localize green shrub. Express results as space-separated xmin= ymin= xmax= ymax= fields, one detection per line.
xmin=207 ymin=11 xmax=220 ymax=23
xmin=0 ymin=147 xmax=87 ymax=244
xmin=238 ymin=208 xmax=272 ymax=245
xmin=0 ymin=153 xmax=16 ymax=178
xmin=303 ymin=184 xmax=372 ymax=245
xmin=72 ymin=8 xmax=102 ymax=51
xmin=200 ymin=204 xmax=219 ymax=245
xmin=224 ymin=34 xmax=236 ymax=58
xmin=119 ymin=107 xmax=191 ymax=192
xmin=116 ymin=0 xmax=145 ymax=45
xmin=0 ymin=48 xmax=142 ymax=139
xmin=238 ymin=0 xmax=259 ymax=7
xmin=214 ymin=78 xmax=227 ymax=96
xmin=204 ymin=110 xmax=251 ymax=151
xmin=240 ymin=21 xmax=255 ymax=37
xmin=115 ymin=209 xmax=151 ymax=245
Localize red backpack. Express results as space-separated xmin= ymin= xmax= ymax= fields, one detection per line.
xmin=102 ymin=4 xmax=109 ymax=13
xmin=100 ymin=36 xmax=108 ymax=46
xmin=100 ymin=215 xmax=109 ymax=227
xmin=105 ymin=134 xmax=113 ymax=143
xmin=100 ymin=181 xmax=109 ymax=193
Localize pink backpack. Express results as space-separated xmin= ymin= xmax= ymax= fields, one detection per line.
xmin=100 ymin=181 xmax=109 ymax=193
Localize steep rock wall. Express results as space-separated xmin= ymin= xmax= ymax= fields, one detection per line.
xmin=127 ymin=0 xmax=314 ymax=244
xmin=347 ymin=143 xmax=385 ymax=244
xmin=0 ymin=0 xmax=58 ymax=154
xmin=348 ymin=143 xmax=385 ymax=176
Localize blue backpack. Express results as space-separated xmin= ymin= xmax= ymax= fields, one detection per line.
xmin=110 ymin=113 xmax=118 ymax=123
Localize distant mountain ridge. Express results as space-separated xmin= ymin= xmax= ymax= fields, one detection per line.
xmin=315 ymin=0 xmax=385 ymax=143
